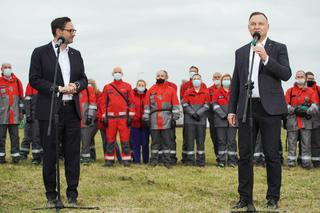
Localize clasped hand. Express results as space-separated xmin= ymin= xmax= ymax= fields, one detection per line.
xmin=59 ymin=83 xmax=77 ymax=94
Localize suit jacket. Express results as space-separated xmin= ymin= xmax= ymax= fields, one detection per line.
xmin=228 ymin=38 xmax=291 ymax=118
xmin=29 ymin=42 xmax=88 ymax=120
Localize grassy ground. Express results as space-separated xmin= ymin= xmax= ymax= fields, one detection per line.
xmin=0 ymin=128 xmax=319 ymax=213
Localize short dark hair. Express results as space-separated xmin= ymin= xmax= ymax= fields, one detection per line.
xmin=51 ymin=17 xmax=71 ymax=36
xmin=249 ymin=12 xmax=268 ymax=21
xmin=189 ymin=66 xmax=199 ymax=72
xmin=192 ymin=73 xmax=202 ymax=79
xmin=305 ymin=71 xmax=314 ymax=77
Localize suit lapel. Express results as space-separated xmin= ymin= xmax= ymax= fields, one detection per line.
xmin=259 ymin=38 xmax=272 ymax=71
xmin=243 ymin=43 xmax=251 ymax=80
xmin=46 ymin=42 xmax=64 ymax=86
xmin=68 ymin=48 xmax=74 ymax=83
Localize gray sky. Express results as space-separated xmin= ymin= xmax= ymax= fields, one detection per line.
xmin=1 ymin=0 xmax=319 ymax=92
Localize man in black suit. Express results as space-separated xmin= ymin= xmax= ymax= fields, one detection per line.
xmin=228 ymin=12 xmax=291 ymax=211
xmin=29 ymin=17 xmax=87 ymax=206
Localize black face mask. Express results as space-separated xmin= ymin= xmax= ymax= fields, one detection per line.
xmin=307 ymin=80 xmax=316 ymax=87
xmin=156 ymin=78 xmax=165 ymax=84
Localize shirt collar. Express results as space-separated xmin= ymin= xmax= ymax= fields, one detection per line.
xmin=51 ymin=40 xmax=69 ymax=55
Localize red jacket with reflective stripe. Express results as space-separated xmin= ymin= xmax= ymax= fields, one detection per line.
xmin=212 ymin=87 xmax=230 ymax=106
xmin=79 ymin=85 xmax=97 ymax=128
xmin=101 ymin=80 xmax=135 ymax=118
xmin=0 ymin=74 xmax=23 ymax=124
xmin=145 ymin=83 xmax=180 ymax=129
xmin=180 ymin=80 xmax=207 ymax=100
xmin=285 ymin=84 xmax=317 ymax=129
xmin=132 ymin=88 xmax=147 ymax=128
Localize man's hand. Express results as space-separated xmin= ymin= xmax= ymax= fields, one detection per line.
xmin=253 ymin=45 xmax=268 ymax=62
xmin=59 ymin=84 xmax=77 ymax=94
xmin=227 ymin=113 xmax=236 ymax=127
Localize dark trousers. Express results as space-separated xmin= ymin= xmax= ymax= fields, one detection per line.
xmin=183 ymin=124 xmax=206 ymax=165
xmin=238 ymin=98 xmax=282 ymax=203
xmin=209 ymin=122 xmax=219 ymax=161
xmin=311 ymin=127 xmax=320 ymax=167
xmin=39 ymin=103 xmax=80 ymax=201
xmin=0 ymin=124 xmax=20 ymax=160
xmin=216 ymin=127 xmax=237 ymax=164
xmin=20 ymin=120 xmax=42 ymax=160
xmin=150 ymin=129 xmax=171 ymax=164
xmin=131 ymin=127 xmax=149 ymax=164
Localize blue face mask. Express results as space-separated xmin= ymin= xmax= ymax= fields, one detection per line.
xmin=137 ymin=86 xmax=145 ymax=93
xmin=3 ymin=68 xmax=12 ymax=77
xmin=113 ymin=73 xmax=122 ymax=81
xmin=222 ymin=79 xmax=231 ymax=87
xmin=192 ymin=79 xmax=201 ymax=87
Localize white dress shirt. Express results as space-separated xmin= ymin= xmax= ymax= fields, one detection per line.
xmin=248 ymin=37 xmax=269 ymax=98
xmin=52 ymin=41 xmax=72 ymax=100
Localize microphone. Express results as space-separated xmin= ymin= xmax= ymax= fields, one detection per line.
xmin=55 ymin=36 xmax=65 ymax=48
xmin=251 ymin=32 xmax=261 ymax=46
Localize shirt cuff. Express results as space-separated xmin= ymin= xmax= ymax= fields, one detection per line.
xmin=263 ymin=56 xmax=269 ymax=65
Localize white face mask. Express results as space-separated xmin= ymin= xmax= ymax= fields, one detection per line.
xmin=213 ymin=79 xmax=220 ymax=86
xmin=113 ymin=73 xmax=122 ymax=81
xmin=296 ymin=78 xmax=305 ymax=85
xmin=3 ymin=68 xmax=12 ymax=77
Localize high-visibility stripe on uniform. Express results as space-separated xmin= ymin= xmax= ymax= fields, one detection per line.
xmin=11 ymin=153 xmax=20 ymax=157
xmin=122 ymin=156 xmax=131 ymax=160
xmin=31 ymin=149 xmax=42 ymax=153
xmin=0 ymin=153 xmax=5 ymax=157
xmin=197 ymin=150 xmax=205 ymax=155
xmin=312 ymin=157 xmax=320 ymax=161
xmin=301 ymin=156 xmax=311 ymax=160
xmin=81 ymin=153 xmax=90 ymax=158
xmin=287 ymin=155 xmax=296 ymax=160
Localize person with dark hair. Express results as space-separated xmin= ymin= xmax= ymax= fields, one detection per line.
xmin=212 ymin=74 xmax=238 ymax=167
xmin=163 ymin=71 xmax=178 ymax=164
xmin=305 ymin=72 xmax=320 ymax=167
xmin=228 ymin=12 xmax=291 ymax=210
xmin=182 ymin=74 xmax=210 ymax=167
xmin=29 ymin=17 xmax=87 ymax=206
xmin=208 ymin=72 xmax=222 ymax=163
xmin=0 ymin=63 xmax=24 ymax=164
xmin=285 ymin=70 xmax=318 ymax=169
xmin=131 ymin=79 xmax=149 ymax=164
xmin=143 ymin=70 xmax=180 ymax=168
xmin=180 ymin=66 xmax=207 ymax=163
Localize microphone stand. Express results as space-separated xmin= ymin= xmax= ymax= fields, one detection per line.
xmin=242 ymin=45 xmax=256 ymax=168
xmin=33 ymin=46 xmax=99 ymax=212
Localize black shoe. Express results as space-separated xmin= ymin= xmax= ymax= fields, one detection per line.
xmin=20 ymin=154 xmax=28 ymax=160
xmin=149 ymin=162 xmax=157 ymax=167
xmin=301 ymin=164 xmax=312 ymax=170
xmin=32 ymin=159 xmax=41 ymax=165
xmin=12 ymin=158 xmax=20 ymax=164
xmin=46 ymin=199 xmax=57 ymax=208
xmin=67 ymin=197 xmax=78 ymax=207
xmin=104 ymin=160 xmax=114 ymax=167
xmin=0 ymin=158 xmax=5 ymax=164
xmin=123 ymin=160 xmax=131 ymax=167
xmin=266 ymin=199 xmax=278 ymax=209
xmin=217 ymin=162 xmax=225 ymax=168
xmin=233 ymin=200 xmax=256 ymax=212
xmin=164 ymin=163 xmax=172 ymax=169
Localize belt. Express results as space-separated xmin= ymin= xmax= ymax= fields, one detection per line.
xmin=251 ymin=97 xmax=261 ymax=102
xmin=61 ymin=100 xmax=75 ymax=106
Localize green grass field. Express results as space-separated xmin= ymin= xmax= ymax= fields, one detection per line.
xmin=0 ymin=128 xmax=319 ymax=213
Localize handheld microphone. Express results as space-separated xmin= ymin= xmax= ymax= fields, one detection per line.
xmin=251 ymin=32 xmax=261 ymax=46
xmin=55 ymin=36 xmax=65 ymax=48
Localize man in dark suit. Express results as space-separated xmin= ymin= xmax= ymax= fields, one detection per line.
xmin=29 ymin=17 xmax=87 ymax=206
xmin=228 ymin=12 xmax=291 ymax=211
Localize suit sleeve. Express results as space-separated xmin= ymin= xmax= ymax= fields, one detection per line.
xmin=264 ymin=44 xmax=291 ymax=81
xmin=29 ymin=48 xmax=56 ymax=96
xmin=74 ymin=52 xmax=88 ymax=93
xmin=228 ymin=51 xmax=240 ymax=114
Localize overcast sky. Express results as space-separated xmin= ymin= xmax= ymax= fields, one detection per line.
xmin=0 ymin=0 xmax=319 ymax=91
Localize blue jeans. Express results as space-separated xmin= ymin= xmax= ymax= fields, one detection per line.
xmin=130 ymin=127 xmax=149 ymax=164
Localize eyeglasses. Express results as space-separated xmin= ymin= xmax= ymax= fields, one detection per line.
xmin=63 ymin=28 xmax=77 ymax=34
